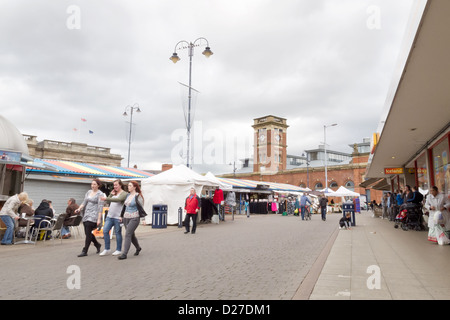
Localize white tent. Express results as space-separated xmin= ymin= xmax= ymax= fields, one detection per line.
xmin=204 ymin=172 xmax=233 ymax=190
xmin=319 ymin=187 xmax=337 ymax=196
xmin=332 ymin=186 xmax=360 ymax=197
xmin=141 ymin=165 xmax=222 ymax=225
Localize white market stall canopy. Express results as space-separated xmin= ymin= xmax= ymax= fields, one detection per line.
xmin=141 ymin=165 xmax=228 ymax=225
xmin=327 ymin=186 xmax=360 ymax=197
xmin=216 ymin=177 xmax=309 ymax=194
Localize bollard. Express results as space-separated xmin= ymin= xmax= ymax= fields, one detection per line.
xmin=178 ymin=207 xmax=183 ymax=228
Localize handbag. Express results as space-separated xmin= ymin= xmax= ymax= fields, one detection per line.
xmin=135 ymin=195 xmax=147 ymax=218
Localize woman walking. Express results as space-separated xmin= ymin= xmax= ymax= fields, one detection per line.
xmin=118 ymin=181 xmax=145 ymax=260
xmin=75 ymin=179 xmax=105 ymax=257
xmin=100 ymin=179 xmax=127 ymax=256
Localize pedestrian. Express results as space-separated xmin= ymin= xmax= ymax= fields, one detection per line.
xmin=381 ymin=193 xmax=388 ymax=219
xmin=300 ymin=193 xmax=312 ymax=220
xmin=61 ymin=198 xmax=79 ymax=239
xmin=424 ymin=186 xmax=450 ymax=244
xmin=100 ymin=179 xmax=127 ymax=256
xmin=319 ymin=195 xmax=328 ymax=221
xmin=245 ymin=199 xmax=250 ymax=218
xmin=184 ymin=187 xmax=200 ymax=234
xmin=0 ymin=192 xmax=28 ymax=245
xmin=396 ymin=189 xmax=404 ymax=206
xmin=403 ymin=185 xmax=413 ymax=203
xmin=75 ymin=179 xmax=105 ymax=257
xmin=118 ymin=181 xmax=144 ymax=260
xmin=407 ymin=186 xmax=424 ymax=205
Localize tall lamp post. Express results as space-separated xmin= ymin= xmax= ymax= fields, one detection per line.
xmin=324 ymin=123 xmax=337 ymax=191
xmin=123 ymin=103 xmax=141 ymax=168
xmin=302 ymin=152 xmax=310 ymax=189
xmin=170 ymin=37 xmax=213 ymax=168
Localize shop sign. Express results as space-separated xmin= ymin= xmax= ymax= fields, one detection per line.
xmin=384 ymin=167 xmax=403 ymax=175
xmin=0 ymin=150 xmax=22 ymax=163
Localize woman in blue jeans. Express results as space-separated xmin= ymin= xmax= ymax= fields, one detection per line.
xmin=100 ymin=180 xmax=127 ymax=256
xmin=0 ymin=192 xmax=29 ymax=245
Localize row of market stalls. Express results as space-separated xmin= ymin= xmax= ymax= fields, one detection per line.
xmin=140 ymin=165 xmax=364 ymax=225
xmin=140 ymin=165 xmax=313 ymax=225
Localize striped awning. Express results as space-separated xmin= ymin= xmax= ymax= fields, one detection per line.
xmin=217 ymin=177 xmax=308 ymax=193
xmin=27 ymin=159 xmax=154 ymax=179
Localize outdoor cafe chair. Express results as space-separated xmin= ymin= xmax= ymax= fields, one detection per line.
xmin=31 ymin=213 xmax=67 ymax=245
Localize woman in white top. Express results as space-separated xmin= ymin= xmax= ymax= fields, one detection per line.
xmin=424 ymin=186 xmax=450 ymax=244
xmin=75 ymin=179 xmax=105 ymax=257
xmin=100 ymin=180 xmax=127 ymax=256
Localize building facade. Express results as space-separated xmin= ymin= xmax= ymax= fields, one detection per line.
xmin=222 ymin=115 xmax=383 ymax=203
xmin=24 ymin=135 xmax=123 ymax=166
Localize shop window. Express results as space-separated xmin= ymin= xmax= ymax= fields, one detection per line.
xmin=432 ymin=136 xmax=449 ymax=195
xmin=416 ymin=152 xmax=428 ymax=194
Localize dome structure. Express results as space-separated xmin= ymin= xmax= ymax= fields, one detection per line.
xmin=0 ymin=115 xmax=29 ymax=156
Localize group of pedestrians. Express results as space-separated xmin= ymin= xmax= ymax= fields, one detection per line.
xmin=75 ymin=179 xmax=146 ymax=260
xmin=380 ymin=185 xmax=450 ymax=245
xmin=380 ymin=185 xmax=424 ymax=220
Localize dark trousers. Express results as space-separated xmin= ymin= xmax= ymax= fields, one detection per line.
xmin=321 ymin=206 xmax=327 ymax=220
xmin=83 ymin=221 xmax=100 ymax=253
xmin=184 ymin=213 xmax=197 ymax=233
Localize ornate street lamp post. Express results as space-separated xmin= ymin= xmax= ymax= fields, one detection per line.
xmin=170 ymin=38 xmax=213 ymax=168
xmin=123 ymin=103 xmax=141 ymax=168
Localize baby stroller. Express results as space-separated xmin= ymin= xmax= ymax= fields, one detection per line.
xmin=394 ymin=203 xmax=423 ymax=231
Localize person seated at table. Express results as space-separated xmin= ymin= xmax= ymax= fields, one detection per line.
xmin=61 ymin=198 xmax=80 ymax=239
xmin=34 ymin=199 xmax=54 ymax=218
xmin=18 ymin=199 xmax=35 ymax=227
xmin=32 ymin=199 xmax=54 ymax=240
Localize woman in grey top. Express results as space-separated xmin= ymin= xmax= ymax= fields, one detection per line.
xmin=75 ymin=179 xmax=105 ymax=257
xmin=99 ymin=179 xmax=127 ymax=256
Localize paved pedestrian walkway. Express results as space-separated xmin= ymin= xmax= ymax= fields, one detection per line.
xmin=2 ymin=210 xmax=449 ymax=300
xmin=307 ymin=210 xmax=450 ymax=300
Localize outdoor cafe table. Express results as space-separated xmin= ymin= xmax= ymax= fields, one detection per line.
xmin=15 ymin=216 xmax=36 ymax=245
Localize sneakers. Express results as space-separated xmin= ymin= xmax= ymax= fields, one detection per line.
xmin=100 ymin=249 xmax=123 ymax=256
xmin=99 ymin=249 xmax=111 ymax=256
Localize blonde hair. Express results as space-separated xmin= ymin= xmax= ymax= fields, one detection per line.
xmin=18 ymin=192 xmax=29 ymax=203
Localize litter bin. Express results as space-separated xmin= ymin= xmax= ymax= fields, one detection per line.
xmin=152 ymin=204 xmax=167 ymax=229
xmin=342 ymin=201 xmax=356 ymax=226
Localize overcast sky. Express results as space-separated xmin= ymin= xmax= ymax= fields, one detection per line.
xmin=0 ymin=0 xmax=416 ymax=174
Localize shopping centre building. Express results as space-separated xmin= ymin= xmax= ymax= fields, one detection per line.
xmin=363 ymin=0 xmax=450 ymax=197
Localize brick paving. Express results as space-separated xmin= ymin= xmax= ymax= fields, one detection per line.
xmin=0 ymin=212 xmax=341 ymax=300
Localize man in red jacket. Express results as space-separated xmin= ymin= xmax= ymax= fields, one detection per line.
xmin=184 ymin=187 xmax=200 ymax=234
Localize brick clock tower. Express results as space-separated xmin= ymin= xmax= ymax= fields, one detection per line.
xmin=252 ymin=115 xmax=288 ymax=173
